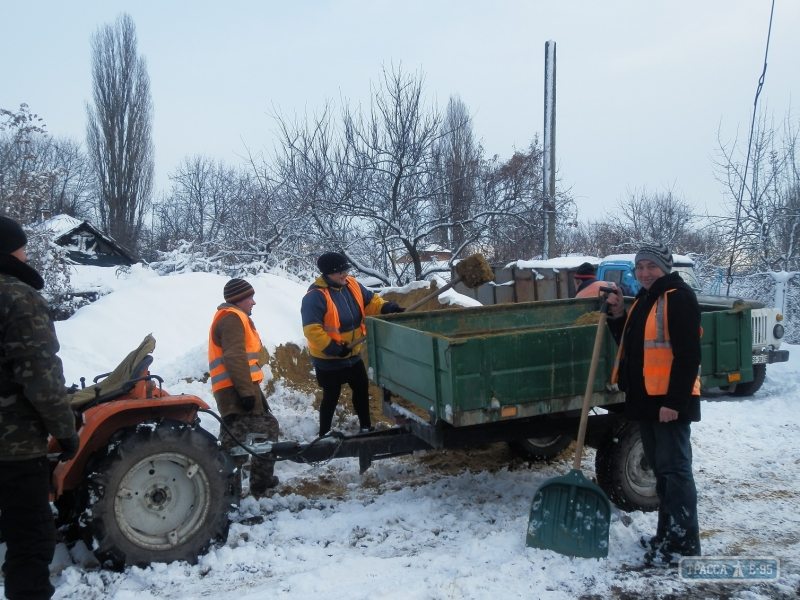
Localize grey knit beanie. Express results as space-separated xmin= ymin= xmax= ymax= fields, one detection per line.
xmin=634 ymin=242 xmax=673 ymax=274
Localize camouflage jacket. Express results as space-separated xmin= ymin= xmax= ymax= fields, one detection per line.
xmin=0 ymin=255 xmax=76 ymax=460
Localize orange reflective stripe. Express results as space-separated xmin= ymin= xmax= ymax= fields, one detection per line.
xmin=208 ymin=307 xmax=264 ymax=393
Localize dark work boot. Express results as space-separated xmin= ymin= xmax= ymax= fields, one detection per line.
xmin=645 ymin=525 xmax=701 ymax=567
xmin=250 ymin=476 xmax=280 ymax=499
xmin=640 ymin=507 xmax=671 ymax=550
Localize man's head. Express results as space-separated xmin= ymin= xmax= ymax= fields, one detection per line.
xmin=0 ymin=216 xmax=28 ymax=261
xmin=574 ymin=262 xmax=596 ymax=283
xmin=634 ymin=242 xmax=672 ymax=290
xmin=224 ymin=278 xmax=256 ymax=315
xmin=317 ymin=251 xmax=351 ymax=287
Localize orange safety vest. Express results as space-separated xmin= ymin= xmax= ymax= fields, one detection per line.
xmin=611 ymin=289 xmax=701 ymax=396
xmin=310 ymin=277 xmax=366 ymax=348
xmin=208 ymin=307 xmax=264 ymax=393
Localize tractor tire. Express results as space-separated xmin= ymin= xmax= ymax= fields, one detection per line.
xmin=508 ymin=434 xmax=573 ymax=462
xmin=595 ymin=420 xmax=659 ymax=512
xmin=79 ymin=419 xmax=238 ymax=570
xmin=728 ymin=363 xmax=767 ymax=397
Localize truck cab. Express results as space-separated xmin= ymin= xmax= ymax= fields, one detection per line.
xmin=597 ymin=253 xmax=701 ymax=296
xmin=596 ymin=253 xmax=788 ymax=394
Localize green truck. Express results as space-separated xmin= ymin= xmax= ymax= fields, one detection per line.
xmin=363 ymin=296 xmax=771 ymax=512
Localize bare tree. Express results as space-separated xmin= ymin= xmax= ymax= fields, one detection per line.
xmin=714 ymin=110 xmax=800 ymax=272
xmin=157 ymin=155 xmax=235 ymax=245
xmin=42 ymin=137 xmax=94 ymax=218
xmin=432 ymin=95 xmax=481 ymax=252
xmin=86 ymin=13 xmax=154 ymax=252
xmin=0 ymin=104 xmax=54 ymax=223
xmin=609 ymin=186 xmax=698 ymax=252
xmin=479 ymin=139 xmax=575 ymax=262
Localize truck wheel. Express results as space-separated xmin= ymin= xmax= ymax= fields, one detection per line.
xmin=508 ymin=435 xmax=573 ymax=461
xmin=595 ymin=420 xmax=659 ymax=512
xmin=79 ymin=419 xmax=238 ymax=570
xmin=728 ymin=363 xmax=766 ymax=397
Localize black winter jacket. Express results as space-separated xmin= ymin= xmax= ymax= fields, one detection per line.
xmin=607 ymin=272 xmax=702 ymax=423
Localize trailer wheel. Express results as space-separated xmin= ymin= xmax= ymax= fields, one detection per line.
xmin=508 ymin=434 xmax=573 ymax=462
xmin=727 ymin=363 xmax=767 ymax=397
xmin=79 ymin=419 xmax=238 ymax=570
xmin=595 ymin=420 xmax=658 ymax=512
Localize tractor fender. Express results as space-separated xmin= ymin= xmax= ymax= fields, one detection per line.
xmin=51 ymin=395 xmax=211 ymax=497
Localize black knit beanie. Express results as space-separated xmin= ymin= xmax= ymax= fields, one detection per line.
xmin=224 ymin=278 xmax=255 ymax=303
xmin=317 ymin=252 xmax=352 ymax=275
xmin=0 ymin=216 xmax=27 ymax=254
xmin=634 ymin=242 xmax=673 ymax=274
xmin=574 ymin=262 xmax=596 ymax=279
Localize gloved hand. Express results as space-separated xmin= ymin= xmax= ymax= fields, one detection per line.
xmin=382 ymin=302 xmax=405 ymax=314
xmin=336 ymin=343 xmax=351 ymax=358
xmin=240 ymin=395 xmax=256 ymax=411
xmin=57 ymin=433 xmax=81 ymax=462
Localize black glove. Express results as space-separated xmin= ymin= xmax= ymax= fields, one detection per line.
xmin=240 ymin=395 xmax=256 ymax=411
xmin=382 ymin=302 xmax=405 ymax=314
xmin=57 ymin=433 xmax=81 ymax=462
xmin=336 ymin=343 xmax=351 ymax=358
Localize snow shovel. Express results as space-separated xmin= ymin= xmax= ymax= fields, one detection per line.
xmin=347 ymin=253 xmax=494 ymax=349
xmin=525 ymin=289 xmax=614 ymax=559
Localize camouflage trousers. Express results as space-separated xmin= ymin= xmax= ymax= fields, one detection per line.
xmin=218 ymin=412 xmax=279 ymax=496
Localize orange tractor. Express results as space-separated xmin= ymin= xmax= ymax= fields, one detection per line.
xmin=50 ymin=335 xmax=238 ymax=570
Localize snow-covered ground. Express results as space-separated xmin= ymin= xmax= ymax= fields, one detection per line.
xmin=2 ymin=267 xmax=799 ymax=599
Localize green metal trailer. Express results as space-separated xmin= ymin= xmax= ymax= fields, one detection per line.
xmin=364 ymin=297 xmax=758 ymax=511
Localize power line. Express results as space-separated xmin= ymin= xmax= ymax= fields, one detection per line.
xmin=726 ymin=0 xmax=777 ymax=296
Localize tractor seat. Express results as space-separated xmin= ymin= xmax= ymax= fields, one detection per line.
xmin=70 ymin=334 xmax=157 ymax=410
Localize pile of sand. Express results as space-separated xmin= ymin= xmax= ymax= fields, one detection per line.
xmin=573 ymin=311 xmax=602 ymax=326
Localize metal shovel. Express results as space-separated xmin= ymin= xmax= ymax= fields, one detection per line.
xmin=347 ymin=253 xmax=495 ymax=349
xmin=525 ymin=290 xmax=614 ymax=558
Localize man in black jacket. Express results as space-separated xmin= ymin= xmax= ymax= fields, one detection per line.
xmin=606 ymin=242 xmax=702 ymax=567
xmin=0 ymin=217 xmax=80 ymax=600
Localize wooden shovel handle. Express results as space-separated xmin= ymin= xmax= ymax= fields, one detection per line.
xmin=573 ymin=306 xmax=608 ymax=470
xmin=346 ymin=275 xmax=464 ymax=349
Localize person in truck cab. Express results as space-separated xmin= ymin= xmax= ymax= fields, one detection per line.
xmin=574 ymin=262 xmax=607 ymax=298
xmin=301 ymin=252 xmax=404 ymax=436
xmin=605 ymin=242 xmax=702 ymax=567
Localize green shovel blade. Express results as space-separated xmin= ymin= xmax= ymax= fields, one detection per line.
xmin=526 ymin=469 xmax=611 ymax=559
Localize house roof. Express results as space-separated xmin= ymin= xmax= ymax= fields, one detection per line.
xmin=36 ymin=214 xmax=137 ymax=264
xmin=39 ymin=214 xmax=83 ymax=238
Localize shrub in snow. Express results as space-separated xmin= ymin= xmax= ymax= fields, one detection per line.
xmin=23 ymin=226 xmax=88 ymax=320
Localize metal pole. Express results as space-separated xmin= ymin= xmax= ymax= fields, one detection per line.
xmin=542 ymin=40 xmax=557 ymax=259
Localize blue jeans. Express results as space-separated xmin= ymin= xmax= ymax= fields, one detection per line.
xmin=637 ymin=420 xmax=701 ymax=555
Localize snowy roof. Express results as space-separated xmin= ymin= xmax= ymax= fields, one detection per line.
xmin=37 ymin=214 xmax=83 ymax=238
xmin=602 ymin=253 xmax=694 ymax=265
xmin=507 ymin=256 xmax=600 ymax=270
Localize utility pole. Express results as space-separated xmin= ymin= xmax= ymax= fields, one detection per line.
xmin=542 ymin=40 xmax=557 ymax=259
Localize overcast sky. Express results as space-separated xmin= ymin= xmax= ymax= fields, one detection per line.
xmin=2 ymin=1 xmax=798 ymax=222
